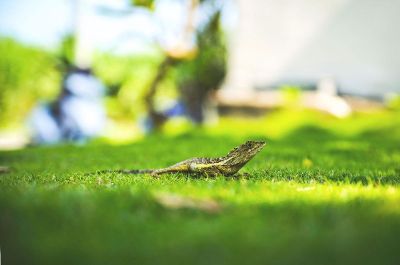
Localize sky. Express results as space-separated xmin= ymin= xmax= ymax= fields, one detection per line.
xmin=0 ymin=0 xmax=73 ymax=48
xmin=0 ymin=0 xmax=236 ymax=54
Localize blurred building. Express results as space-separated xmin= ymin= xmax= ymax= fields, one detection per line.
xmin=222 ymin=0 xmax=400 ymax=98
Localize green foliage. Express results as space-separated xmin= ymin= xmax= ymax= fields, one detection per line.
xmin=1 ymin=111 xmax=400 ymax=265
xmin=0 ymin=36 xmax=177 ymax=128
xmin=131 ymin=0 xmax=155 ymax=9
xmin=0 ymin=2 xmax=228 ymax=128
xmin=176 ymin=10 xmax=227 ymax=92
xmin=57 ymin=34 xmax=76 ymax=72
xmin=94 ymin=52 xmax=176 ymax=120
xmin=0 ymin=38 xmax=60 ymax=128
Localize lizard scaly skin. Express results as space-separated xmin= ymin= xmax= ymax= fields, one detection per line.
xmin=95 ymin=140 xmax=266 ymax=177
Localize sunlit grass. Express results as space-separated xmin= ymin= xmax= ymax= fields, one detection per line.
xmin=207 ymin=108 xmax=400 ymax=139
xmin=1 ymin=109 xmax=400 ymax=265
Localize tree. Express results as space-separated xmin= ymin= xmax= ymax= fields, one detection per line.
xmin=143 ymin=0 xmax=227 ymax=129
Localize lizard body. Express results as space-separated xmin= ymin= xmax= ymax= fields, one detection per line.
xmin=96 ymin=140 xmax=266 ymax=177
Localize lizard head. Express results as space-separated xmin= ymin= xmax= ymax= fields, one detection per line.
xmin=223 ymin=140 xmax=266 ymax=167
xmin=238 ymin=140 xmax=266 ymax=157
xmin=189 ymin=140 xmax=267 ymax=176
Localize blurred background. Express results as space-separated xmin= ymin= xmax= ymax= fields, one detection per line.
xmin=1 ymin=0 xmax=399 ymax=149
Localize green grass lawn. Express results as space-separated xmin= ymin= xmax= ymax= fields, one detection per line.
xmin=1 ymin=110 xmax=400 ymax=265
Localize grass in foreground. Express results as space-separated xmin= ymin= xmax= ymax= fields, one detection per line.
xmin=1 ymin=110 xmax=400 ymax=265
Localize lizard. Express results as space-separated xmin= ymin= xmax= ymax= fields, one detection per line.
xmin=94 ymin=140 xmax=266 ymax=177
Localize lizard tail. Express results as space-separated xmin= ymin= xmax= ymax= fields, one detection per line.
xmin=89 ymin=169 xmax=155 ymax=175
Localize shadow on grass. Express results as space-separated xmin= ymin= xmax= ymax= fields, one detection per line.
xmin=1 ymin=187 xmax=400 ymax=265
